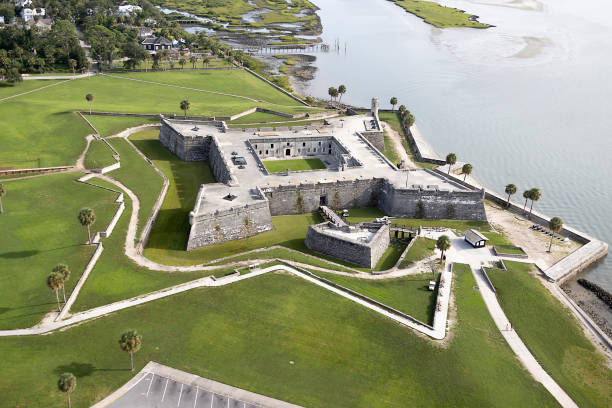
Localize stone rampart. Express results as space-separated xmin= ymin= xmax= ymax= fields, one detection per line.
xmin=305 ymin=222 xmax=390 ymax=268
xmin=208 ymin=135 xmax=236 ymax=185
xmin=263 ymin=178 xmax=383 ymax=215
xmin=187 ymin=199 xmax=273 ymax=250
xmin=378 ymin=180 xmax=487 ymax=220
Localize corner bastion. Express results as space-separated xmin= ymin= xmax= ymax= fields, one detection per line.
xmin=157 ymin=102 xmax=487 ymax=252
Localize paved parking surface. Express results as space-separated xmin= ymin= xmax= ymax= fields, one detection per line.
xmin=108 ymin=372 xmax=259 ymax=408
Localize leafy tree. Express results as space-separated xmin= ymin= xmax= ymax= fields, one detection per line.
xmin=180 ymin=99 xmax=190 ymax=118
xmin=462 ymin=163 xmax=472 ymax=181
xmin=87 ymin=25 xmax=119 ymax=68
xmin=57 ymin=372 xmax=77 ymax=408
xmin=53 ymin=264 xmax=71 ymax=303
xmin=337 ymin=84 xmax=346 ymax=103
xmin=504 ymin=184 xmax=517 ymax=207
xmin=78 ymin=208 xmax=96 ymax=244
xmin=119 ymin=330 xmax=143 ymax=371
xmin=189 ymin=55 xmax=197 ymax=68
xmin=445 ymin=153 xmax=457 ymax=174
xmin=436 ymin=235 xmax=451 ymax=260
xmin=46 ymin=272 xmax=63 ymax=312
xmin=548 ymin=217 xmax=563 ymax=252
xmin=528 ymin=188 xmax=541 ymax=218
xmin=0 ymin=183 xmax=5 ymax=214
xmin=123 ymin=41 xmax=148 ymax=70
xmin=390 ymin=97 xmax=398 ymax=112
xmin=85 ymin=93 xmax=94 ymax=114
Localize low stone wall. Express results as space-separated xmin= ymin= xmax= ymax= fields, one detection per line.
xmin=187 ymin=199 xmax=273 ymax=250
xmin=305 ymin=222 xmax=390 ymax=268
xmin=0 ymin=165 xmax=74 ymax=176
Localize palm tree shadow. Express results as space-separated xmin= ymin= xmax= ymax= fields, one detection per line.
xmin=53 ymin=362 xmax=96 ymax=377
xmin=0 ymin=250 xmax=40 ymax=259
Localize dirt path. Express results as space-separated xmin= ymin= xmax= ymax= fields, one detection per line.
xmin=485 ymin=201 xmax=581 ymax=268
xmin=380 ymin=120 xmax=416 ymax=168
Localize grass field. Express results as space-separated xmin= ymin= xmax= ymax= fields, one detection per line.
xmin=0 ymin=70 xmax=318 ymax=169
xmin=263 ymin=158 xmax=326 ymax=173
xmin=399 ymin=237 xmax=436 ymax=268
xmin=312 ymin=270 xmax=437 ymax=324
xmin=493 ymin=245 xmax=527 ymax=256
xmin=105 ymin=138 xmax=164 ymax=239
xmin=0 ymin=173 xmax=118 ymax=329
xmin=0 ymin=79 xmax=63 ymax=99
xmin=382 ymin=129 xmax=402 ymax=164
xmin=129 ymin=129 xmax=215 ymax=252
xmin=0 ymin=264 xmax=558 ymax=407
xmin=487 ymin=261 xmax=611 ymax=408
xmin=86 ymin=115 xmax=160 ymax=137
xmin=390 ymin=0 xmax=489 ymax=28
xmin=84 ymin=140 xmax=117 ymax=170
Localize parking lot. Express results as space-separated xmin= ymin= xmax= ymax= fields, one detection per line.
xmin=99 ymin=362 xmax=302 ymax=408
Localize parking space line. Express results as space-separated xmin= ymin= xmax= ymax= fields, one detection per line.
xmin=146 ymin=373 xmax=155 ymax=397
xmin=210 ymin=393 xmax=213 ymax=408
xmin=161 ymin=377 xmax=169 ymax=402
xmin=194 ymin=386 xmax=199 ymax=408
xmin=178 ymin=383 xmax=184 ymax=407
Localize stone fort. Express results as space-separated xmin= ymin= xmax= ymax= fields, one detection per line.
xmin=157 ymin=99 xmax=487 ymax=251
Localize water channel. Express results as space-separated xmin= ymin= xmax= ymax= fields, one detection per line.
xmin=298 ymin=0 xmax=612 ymax=289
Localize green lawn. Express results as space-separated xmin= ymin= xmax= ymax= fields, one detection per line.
xmin=0 ymin=173 xmax=118 ymax=329
xmin=263 ymin=158 xmax=326 ymax=173
xmin=399 ymin=237 xmax=436 ymax=268
xmin=493 ymin=245 xmax=527 ymax=256
xmin=86 ymin=115 xmax=160 ymax=137
xmin=129 ymin=129 xmax=215 ymax=254
xmin=482 ymin=231 xmax=515 ymax=246
xmin=0 ymin=264 xmax=557 ymax=407
xmin=311 ymin=270 xmax=437 ymax=324
xmin=0 ymin=79 xmax=63 ymax=99
xmin=487 ymin=261 xmax=611 ymax=408
xmin=0 ymin=71 xmax=316 ymax=169
xmin=382 ymin=129 xmax=402 ymax=164
xmin=105 ymin=138 xmax=164 ymax=239
xmin=374 ymin=240 xmax=407 ymax=270
xmin=391 ymin=0 xmax=489 ymax=28
xmin=84 ymin=140 xmax=117 ymax=170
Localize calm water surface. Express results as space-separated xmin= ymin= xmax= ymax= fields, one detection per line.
xmin=301 ymin=0 xmax=612 ymax=289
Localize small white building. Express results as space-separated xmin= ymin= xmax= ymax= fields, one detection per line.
xmin=0 ymin=16 xmax=4 ymax=24
xmin=463 ymin=229 xmax=489 ymax=248
xmin=117 ymin=5 xmax=142 ymax=16
xmin=21 ymin=7 xmax=45 ymax=22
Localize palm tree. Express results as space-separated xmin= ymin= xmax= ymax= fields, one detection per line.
xmin=462 ymin=163 xmax=472 ymax=181
xmin=78 ymin=208 xmax=96 ymax=244
xmin=179 ymin=58 xmax=186 ymax=70
xmin=189 ymin=55 xmax=197 ymax=68
xmin=68 ymin=59 xmax=77 ymax=75
xmin=328 ymin=86 xmax=337 ymax=102
xmin=144 ymin=53 xmax=151 ymax=72
xmin=436 ymin=235 xmax=451 ymax=261
xmin=522 ymin=189 xmax=531 ymax=212
xmin=390 ymin=97 xmax=398 ymax=112
xmin=548 ymin=217 xmax=563 ymax=252
xmin=53 ymin=264 xmax=71 ymax=303
xmin=180 ymin=99 xmax=191 ymax=118
xmin=528 ymin=188 xmax=541 ymax=219
xmin=85 ymin=94 xmax=94 ymax=114
xmin=0 ymin=183 xmax=5 ymax=214
xmin=338 ymin=84 xmax=346 ymax=103
xmin=445 ymin=153 xmax=457 ymax=174
xmin=85 ymin=60 xmax=92 ymax=78
xmin=46 ymin=272 xmax=63 ymax=312
xmin=119 ymin=330 xmax=143 ymax=371
xmin=504 ymin=184 xmax=517 ymax=207
xmin=203 ymin=56 xmax=210 ymax=68
xmin=398 ymin=104 xmax=406 ymax=114
xmin=58 ymin=372 xmax=77 ymax=408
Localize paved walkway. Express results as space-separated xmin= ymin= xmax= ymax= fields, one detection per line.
xmin=22 ymin=72 xmax=94 ymax=80
xmin=0 ymin=264 xmax=448 ymax=339
xmin=470 ymin=265 xmax=579 ymax=408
